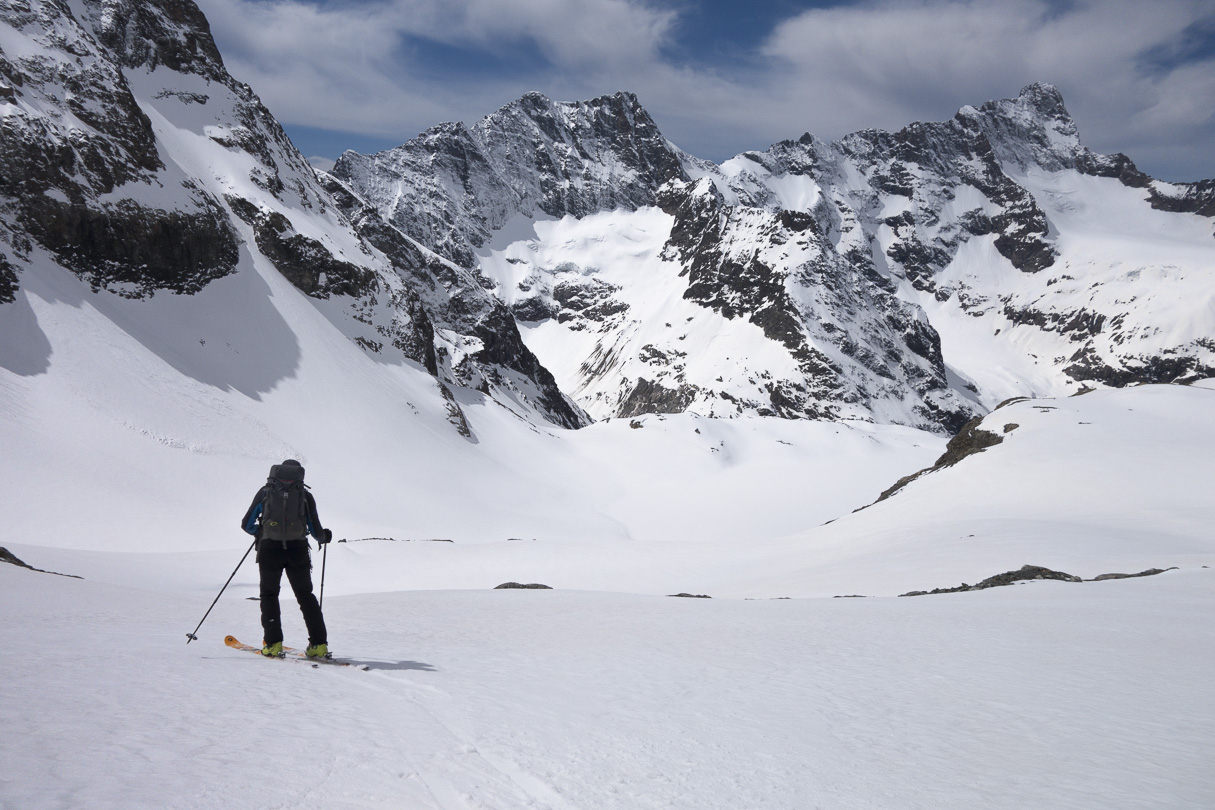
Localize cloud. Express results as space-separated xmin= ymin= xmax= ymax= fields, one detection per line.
xmin=752 ymin=0 xmax=1215 ymax=175
xmin=195 ymin=0 xmax=1215 ymax=180
xmin=197 ymin=0 xmax=677 ymax=134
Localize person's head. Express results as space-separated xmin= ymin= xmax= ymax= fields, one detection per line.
xmin=281 ymin=458 xmax=301 ymax=467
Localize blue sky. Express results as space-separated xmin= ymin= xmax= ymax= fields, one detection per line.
xmin=196 ymin=0 xmax=1215 ymax=180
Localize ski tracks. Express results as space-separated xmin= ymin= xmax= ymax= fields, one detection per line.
xmin=306 ymin=665 xmax=575 ymax=810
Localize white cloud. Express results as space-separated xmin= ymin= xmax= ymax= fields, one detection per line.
xmin=754 ymin=0 xmax=1214 ymax=160
xmin=195 ymin=0 xmax=681 ymax=138
xmin=195 ymin=0 xmax=1215 ymax=180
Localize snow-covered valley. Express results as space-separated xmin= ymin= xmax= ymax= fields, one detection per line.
xmin=3 ymin=0 xmax=1215 ymax=806
xmin=4 ymin=370 xmax=1214 ymax=808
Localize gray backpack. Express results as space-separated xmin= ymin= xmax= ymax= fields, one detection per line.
xmin=260 ymin=463 xmax=308 ymax=541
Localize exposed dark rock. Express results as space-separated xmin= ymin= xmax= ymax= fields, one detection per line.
xmin=1063 ymin=345 xmax=1215 ymax=387
xmin=1147 ymin=179 xmax=1215 ymax=218
xmin=900 ymin=564 xmax=1081 ymax=596
xmin=668 ymin=592 xmax=711 ymax=598
xmin=618 ymin=377 xmax=699 ymax=418
xmin=899 ymin=563 xmax=1188 ymax=593
xmin=1076 ymin=150 xmax=1215 ymax=216
xmin=1002 ymin=304 xmax=1106 ymax=340
xmin=24 ymin=194 xmax=240 ymax=296
xmin=870 ymin=414 xmax=1005 ymax=505
xmin=0 ymin=546 xmax=81 ymax=579
xmin=87 ymin=0 xmax=230 ymax=81
xmin=227 ymin=197 xmax=375 ymax=298
xmin=0 ymin=253 xmax=18 ymax=304
xmin=512 ymin=295 xmax=560 ymax=322
xmin=888 ymin=237 xmax=951 ymax=293
xmin=406 ymin=302 xmax=439 ymax=375
xmin=874 ymin=161 xmax=915 ymax=196
xmin=1075 ymin=151 xmax=1152 ymax=188
xmin=494 ymin=582 xmax=553 ymax=589
xmin=552 ymin=278 xmax=629 ymax=324
xmin=994 ymin=396 xmax=1030 ymax=410
xmin=1090 ymin=567 xmax=1177 ymax=581
xmin=933 ymin=415 xmax=1006 ymax=467
xmin=439 ymin=383 xmax=473 ymax=439
xmin=469 ymin=306 xmax=587 ymax=430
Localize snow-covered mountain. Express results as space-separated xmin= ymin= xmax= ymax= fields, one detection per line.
xmin=5 ymin=0 xmax=1211 ymax=437
xmin=0 ymin=0 xmax=585 ymax=432
xmin=337 ymin=84 xmax=1215 ymax=431
xmin=332 ymin=91 xmax=684 ymax=270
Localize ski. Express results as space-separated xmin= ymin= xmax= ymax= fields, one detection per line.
xmin=224 ymin=635 xmax=368 ymax=669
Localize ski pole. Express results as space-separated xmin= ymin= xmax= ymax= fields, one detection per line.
xmin=186 ymin=538 xmax=256 ymax=643
xmin=319 ymin=536 xmax=329 ymax=610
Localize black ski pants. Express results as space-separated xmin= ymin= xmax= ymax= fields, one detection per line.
xmin=257 ymin=542 xmax=327 ymax=646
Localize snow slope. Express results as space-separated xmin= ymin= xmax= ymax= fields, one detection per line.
xmin=729 ymin=380 xmax=1215 ymax=598
xmin=478 ymin=208 xmax=806 ymax=422
xmin=3 ymin=560 xmax=1213 ymax=809
xmin=0 ymin=232 xmax=943 ymax=556
xmin=5 ymin=381 xmax=1213 ymax=809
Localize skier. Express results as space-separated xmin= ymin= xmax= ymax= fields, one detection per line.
xmin=241 ymin=459 xmax=331 ymax=658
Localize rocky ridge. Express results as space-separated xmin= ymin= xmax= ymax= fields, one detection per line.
xmin=334 ymin=81 xmax=1214 ymax=430
xmin=0 ymin=0 xmax=586 ymax=431
xmin=332 ymin=91 xmax=687 ymax=269
xmin=4 ymin=0 xmax=1211 ymax=434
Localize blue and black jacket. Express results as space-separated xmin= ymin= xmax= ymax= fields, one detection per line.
xmin=241 ymin=486 xmax=324 ymax=547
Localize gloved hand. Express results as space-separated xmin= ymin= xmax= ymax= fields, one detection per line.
xmin=319 ymin=528 xmax=333 ymax=544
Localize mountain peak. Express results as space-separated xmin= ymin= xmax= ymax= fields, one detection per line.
xmin=954 ymin=82 xmax=1082 ymax=172
xmin=1016 ymin=82 xmax=1068 ymax=119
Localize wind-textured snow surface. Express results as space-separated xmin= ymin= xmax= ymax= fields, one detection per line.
xmin=4 ymin=382 xmax=1215 ymax=809
xmin=3 ymin=561 xmax=1213 ymax=809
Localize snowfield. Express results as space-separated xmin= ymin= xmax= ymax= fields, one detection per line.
xmin=3 ymin=379 xmax=1214 ymax=808
xmin=3 ymin=563 xmax=1213 ymax=809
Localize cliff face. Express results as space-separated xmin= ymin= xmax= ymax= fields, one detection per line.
xmin=0 ymin=0 xmax=587 ymax=431
xmin=332 ymin=91 xmax=688 ymax=269
xmin=412 ymin=84 xmax=1212 ymax=428
xmin=0 ymin=0 xmax=240 ymax=298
